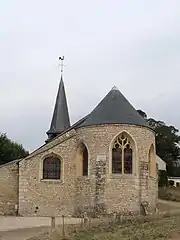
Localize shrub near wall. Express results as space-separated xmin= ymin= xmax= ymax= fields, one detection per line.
xmin=158 ymin=170 xmax=168 ymax=187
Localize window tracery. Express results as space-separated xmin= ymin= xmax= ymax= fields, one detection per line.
xmin=112 ymin=134 xmax=133 ymax=174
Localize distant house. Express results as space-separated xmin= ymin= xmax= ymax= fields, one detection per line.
xmin=156 ymin=155 xmax=166 ymax=171
xmin=168 ymin=177 xmax=180 ymax=187
xmin=156 ymin=157 xmax=180 ymax=187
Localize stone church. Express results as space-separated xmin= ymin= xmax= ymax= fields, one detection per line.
xmin=0 ymin=74 xmax=157 ymax=216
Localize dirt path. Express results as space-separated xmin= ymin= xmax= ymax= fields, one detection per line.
xmin=158 ymin=199 xmax=180 ymax=208
xmin=0 ymin=216 xmax=81 ymax=240
xmin=0 ymin=226 xmax=49 ymax=240
xmin=0 ymin=216 xmax=81 ymax=231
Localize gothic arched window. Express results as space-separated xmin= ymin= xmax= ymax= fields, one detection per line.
xmin=112 ymin=133 xmax=133 ymax=174
xmin=76 ymin=142 xmax=89 ymax=177
xmin=43 ymin=156 xmax=61 ymax=179
xmin=82 ymin=144 xmax=88 ymax=176
xmin=148 ymin=144 xmax=156 ymax=178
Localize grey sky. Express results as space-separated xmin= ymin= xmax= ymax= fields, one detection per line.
xmin=0 ymin=0 xmax=180 ymax=152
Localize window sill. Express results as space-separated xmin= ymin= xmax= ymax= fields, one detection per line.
xmin=108 ymin=173 xmax=136 ymax=179
xmin=76 ymin=176 xmax=90 ymax=180
xmin=40 ymin=179 xmax=63 ymax=184
xmin=149 ymin=176 xmax=157 ymax=180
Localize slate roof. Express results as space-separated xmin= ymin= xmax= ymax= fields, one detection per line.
xmin=20 ymin=86 xmax=151 ymax=160
xmin=0 ymin=158 xmax=22 ymax=168
xmin=46 ymin=76 xmax=70 ymax=138
xmin=77 ymin=86 xmax=148 ymax=128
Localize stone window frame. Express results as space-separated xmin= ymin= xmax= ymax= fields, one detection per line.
xmin=76 ymin=141 xmax=90 ymax=177
xmin=148 ymin=144 xmax=156 ymax=179
xmin=109 ymin=130 xmax=138 ymax=176
xmin=39 ymin=152 xmax=64 ymax=183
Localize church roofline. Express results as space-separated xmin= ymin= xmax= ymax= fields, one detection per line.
xmin=76 ymin=86 xmax=152 ymax=130
xmin=19 ymin=115 xmax=89 ymax=162
xmin=0 ymin=158 xmax=22 ymax=168
xmin=22 ymin=85 xmax=155 ymax=162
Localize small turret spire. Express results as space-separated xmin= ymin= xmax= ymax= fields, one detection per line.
xmin=46 ymin=57 xmax=70 ymax=141
xmin=59 ymin=56 xmax=65 ymax=76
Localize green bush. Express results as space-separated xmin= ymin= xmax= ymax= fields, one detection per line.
xmin=158 ymin=170 xmax=168 ymax=187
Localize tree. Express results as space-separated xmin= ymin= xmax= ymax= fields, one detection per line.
xmin=158 ymin=170 xmax=168 ymax=187
xmin=148 ymin=118 xmax=180 ymax=176
xmin=0 ymin=133 xmax=29 ymax=165
xmin=137 ymin=109 xmax=147 ymax=119
xmin=137 ymin=110 xmax=180 ymax=177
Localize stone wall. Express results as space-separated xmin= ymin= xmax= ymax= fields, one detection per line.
xmin=74 ymin=177 xmax=96 ymax=216
xmin=148 ymin=178 xmax=158 ymax=212
xmin=19 ymin=130 xmax=77 ymax=216
xmin=19 ymin=124 xmax=157 ymax=216
xmin=76 ymin=124 xmax=157 ymax=215
xmin=0 ymin=161 xmax=19 ymax=215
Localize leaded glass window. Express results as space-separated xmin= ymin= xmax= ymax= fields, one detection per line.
xmin=43 ymin=157 xmax=61 ymax=179
xmin=112 ymin=134 xmax=133 ymax=174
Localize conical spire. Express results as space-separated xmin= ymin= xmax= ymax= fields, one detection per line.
xmin=46 ymin=75 xmax=70 ymax=141
xmin=77 ymin=86 xmax=148 ymax=128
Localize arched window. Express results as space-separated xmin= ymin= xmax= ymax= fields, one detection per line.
xmin=112 ymin=133 xmax=133 ymax=174
xmin=76 ymin=142 xmax=89 ymax=177
xmin=43 ymin=156 xmax=61 ymax=180
xmin=82 ymin=145 xmax=88 ymax=176
xmin=149 ymin=144 xmax=156 ymax=178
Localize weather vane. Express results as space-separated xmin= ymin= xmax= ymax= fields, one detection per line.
xmin=59 ymin=56 xmax=65 ymax=75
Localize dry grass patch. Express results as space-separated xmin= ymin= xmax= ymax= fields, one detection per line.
xmin=69 ymin=215 xmax=180 ymax=240
xmin=27 ymin=201 xmax=180 ymax=240
xmin=27 ymin=215 xmax=180 ymax=240
xmin=25 ymin=231 xmax=49 ymax=240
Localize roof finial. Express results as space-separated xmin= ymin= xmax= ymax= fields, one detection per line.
xmin=112 ymin=86 xmax=118 ymax=91
xmin=59 ymin=56 xmax=65 ymax=77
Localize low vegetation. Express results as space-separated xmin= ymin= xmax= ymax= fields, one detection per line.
xmin=28 ymin=215 xmax=180 ymax=240
xmin=27 ymin=187 xmax=180 ymax=240
xmin=28 ymin=212 xmax=180 ymax=240
xmin=69 ymin=216 xmax=180 ymax=240
xmin=26 ymin=188 xmax=180 ymax=239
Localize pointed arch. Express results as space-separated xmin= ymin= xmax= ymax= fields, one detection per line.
xmin=148 ymin=144 xmax=156 ymax=178
xmin=82 ymin=144 xmax=88 ymax=176
xmin=76 ymin=142 xmax=89 ymax=177
xmin=109 ymin=131 xmax=137 ymax=174
xmin=42 ymin=153 xmax=61 ymax=180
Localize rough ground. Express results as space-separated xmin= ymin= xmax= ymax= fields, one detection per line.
xmin=69 ymin=216 xmax=180 ymax=240
xmin=0 ymin=216 xmax=81 ymax=231
xmin=0 ymin=216 xmax=81 ymax=240
xmin=59 ymin=200 xmax=180 ymax=240
xmin=0 ymin=227 xmax=49 ymax=240
xmin=1 ymin=200 xmax=180 ymax=240
xmin=157 ymin=199 xmax=180 ymax=214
